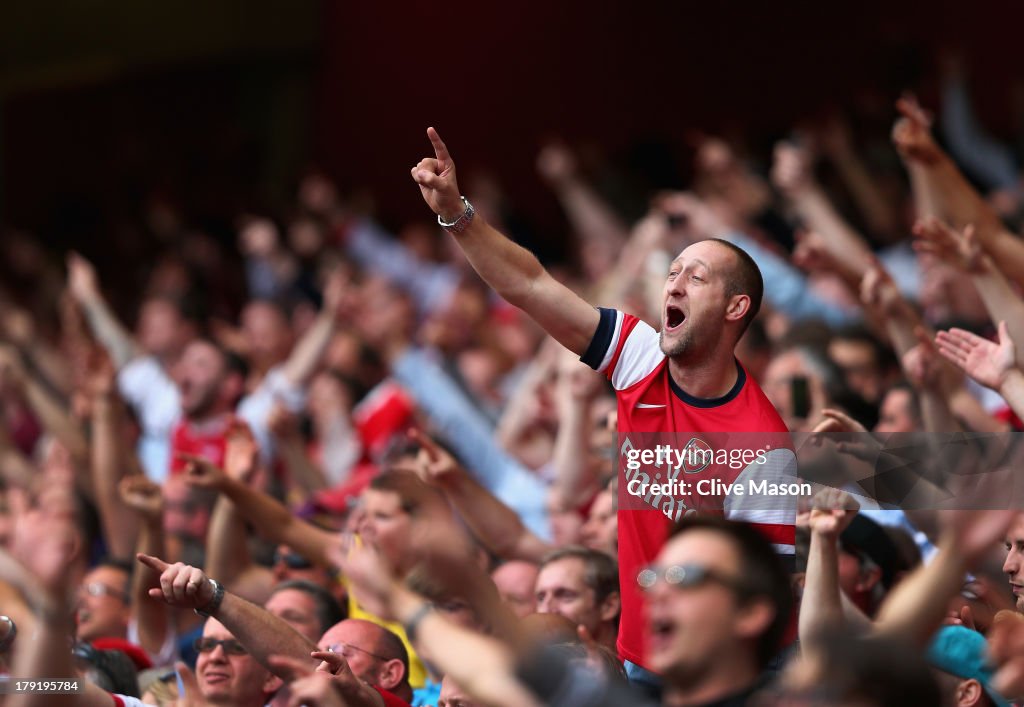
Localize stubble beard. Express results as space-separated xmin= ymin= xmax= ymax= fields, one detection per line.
xmin=659 ymin=327 xmax=693 ymax=359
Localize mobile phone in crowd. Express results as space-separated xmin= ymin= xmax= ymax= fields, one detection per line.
xmin=791 ymin=376 xmax=811 ymax=419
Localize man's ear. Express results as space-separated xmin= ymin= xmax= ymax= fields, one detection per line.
xmin=263 ymin=673 xmax=284 ymax=695
xmin=376 ymin=657 xmax=406 ymax=691
xmin=957 ymin=677 xmax=983 ymax=707
xmin=599 ymin=591 xmax=621 ymax=624
xmin=855 ymin=565 xmax=882 ymax=594
xmin=725 ymin=294 xmax=750 ymax=324
xmin=734 ymin=598 xmax=775 ymax=642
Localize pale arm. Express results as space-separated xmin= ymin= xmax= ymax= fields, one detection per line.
xmin=874 ymin=508 xmax=1017 ymax=647
xmin=182 ymin=456 xmax=336 ymax=568
xmin=798 ymin=490 xmax=860 ymax=649
xmin=66 ymin=252 xmax=139 ymax=369
xmin=413 ymin=128 xmax=600 ymax=356
xmin=119 ymin=476 xmax=172 ymax=659
xmin=401 ymin=431 xmax=553 ymax=563
xmin=139 ymin=554 xmax=318 ymax=677
xmin=892 ymin=96 xmax=1024 ymax=286
xmin=280 ymin=270 xmax=345 ymax=387
xmin=90 ymin=386 xmax=139 ymax=560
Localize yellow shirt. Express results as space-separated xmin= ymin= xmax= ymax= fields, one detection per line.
xmin=346 ymin=587 xmax=427 ymax=688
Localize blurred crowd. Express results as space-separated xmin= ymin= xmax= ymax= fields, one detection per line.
xmin=6 ymin=55 xmax=1024 ymax=707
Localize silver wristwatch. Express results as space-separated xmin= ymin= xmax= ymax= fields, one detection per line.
xmin=437 ymin=196 xmax=475 ymax=234
xmin=194 ymin=578 xmax=225 ymax=618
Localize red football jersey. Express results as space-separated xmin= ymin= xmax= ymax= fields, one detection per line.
xmin=581 ymin=308 xmax=796 ymax=670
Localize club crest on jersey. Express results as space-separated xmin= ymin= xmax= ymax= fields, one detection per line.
xmin=682 ymin=437 xmax=714 ymax=474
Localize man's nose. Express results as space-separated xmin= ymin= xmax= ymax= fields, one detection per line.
xmin=1004 ymin=551 xmax=1018 ymax=576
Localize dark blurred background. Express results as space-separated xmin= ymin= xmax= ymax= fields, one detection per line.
xmin=3 ymin=0 xmax=1023 ymax=263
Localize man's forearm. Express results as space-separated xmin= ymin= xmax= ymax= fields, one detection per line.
xmin=220 ymin=479 xmax=334 ymax=567
xmin=282 ymin=309 xmax=336 ymax=387
xmin=92 ymin=396 xmax=137 ymax=559
xmin=799 ymin=531 xmax=844 ymax=648
xmin=78 ymin=295 xmax=138 ymax=369
xmin=134 ymin=517 xmax=170 ymax=658
xmin=215 ymin=592 xmax=318 ymax=676
xmin=444 ymin=474 xmax=550 ymax=563
xmin=451 ymin=218 xmax=598 ymax=356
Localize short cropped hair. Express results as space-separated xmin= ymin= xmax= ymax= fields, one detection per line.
xmin=270 ymin=580 xmax=346 ymax=636
xmin=709 ymin=238 xmax=763 ymax=335
xmin=539 ymin=546 xmax=619 ymax=606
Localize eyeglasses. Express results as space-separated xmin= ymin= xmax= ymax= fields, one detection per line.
xmin=274 ymin=551 xmax=313 ymax=570
xmin=78 ymin=583 xmax=129 ymax=602
xmin=637 ymin=564 xmax=752 ymax=596
xmin=327 ymin=642 xmax=388 ymax=662
xmin=194 ymin=638 xmax=248 ymax=656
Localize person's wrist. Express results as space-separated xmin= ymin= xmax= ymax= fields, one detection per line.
xmin=194 ymin=578 xmax=225 ymax=617
xmin=999 ymin=368 xmax=1024 ymax=396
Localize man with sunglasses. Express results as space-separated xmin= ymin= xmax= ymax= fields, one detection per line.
xmin=641 ymin=516 xmax=793 ymax=706
xmin=194 ymin=619 xmax=283 ymax=707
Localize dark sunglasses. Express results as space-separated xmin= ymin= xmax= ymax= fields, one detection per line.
xmin=194 ymin=638 xmax=247 ymax=656
xmin=274 ymin=551 xmax=314 ymax=570
xmin=637 ymin=563 xmax=752 ymax=597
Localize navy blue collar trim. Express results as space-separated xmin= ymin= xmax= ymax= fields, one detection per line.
xmin=668 ymin=359 xmax=745 ymax=408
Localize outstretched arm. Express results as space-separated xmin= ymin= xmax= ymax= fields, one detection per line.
xmin=182 ymin=454 xmax=337 ymax=568
xmin=412 ymin=128 xmax=599 ymax=356
xmin=400 ymin=430 xmax=553 ymax=563
xmin=139 ymin=554 xmax=316 ymax=678
xmin=892 ymin=95 xmax=1024 ymax=286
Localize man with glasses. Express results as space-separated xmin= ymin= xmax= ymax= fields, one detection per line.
xmin=194 ymin=619 xmax=283 ymax=707
xmin=317 ymin=619 xmax=413 ymax=704
xmin=641 ymin=516 xmax=793 ymax=706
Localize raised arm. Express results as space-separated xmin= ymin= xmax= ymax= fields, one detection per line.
xmin=182 ymin=453 xmax=336 ymax=568
xmin=412 ymin=128 xmax=599 ymax=356
xmin=204 ymin=421 xmax=275 ymax=596
xmin=892 ymin=95 xmax=1024 ymax=286
xmin=88 ymin=353 xmax=139 ymax=559
xmin=798 ymin=490 xmax=862 ymax=649
xmin=875 ymin=507 xmax=1017 ymax=647
xmin=402 ymin=430 xmax=553 ymax=564
xmin=66 ymin=252 xmax=139 ymax=369
xmin=138 ymin=553 xmax=316 ymax=678
xmin=118 ymin=476 xmax=172 ymax=660
xmin=280 ymin=269 xmax=345 ymax=387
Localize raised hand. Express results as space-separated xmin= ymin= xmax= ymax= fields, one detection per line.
xmin=806 ymin=488 xmax=860 ymax=538
xmin=66 ymin=252 xmax=100 ymax=304
xmin=138 ymin=553 xmax=216 ymax=610
xmin=536 ymin=142 xmax=578 ymax=187
xmin=936 ymin=322 xmax=1018 ymax=392
xmin=912 ymin=219 xmax=991 ymax=274
xmin=223 ymin=419 xmax=260 ymax=482
xmin=119 ymin=475 xmax=164 ymax=521
xmin=178 ymin=453 xmax=231 ymax=490
xmin=397 ymin=428 xmax=464 ymax=487
xmin=327 ymin=536 xmax=399 ymax=621
xmin=892 ymin=94 xmax=941 ymax=163
xmin=771 ymin=142 xmax=815 ymax=197
xmin=859 ymin=259 xmax=906 ymax=319
xmin=268 ymin=653 xmax=353 ymax=707
xmin=411 ymin=127 xmax=465 ymax=222
xmin=810 ymin=408 xmax=881 ymax=462
xmin=903 ymin=326 xmax=962 ymax=393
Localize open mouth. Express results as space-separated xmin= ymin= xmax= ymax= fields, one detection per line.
xmin=665 ymin=305 xmax=685 ymax=330
xmin=648 ymin=616 xmax=677 ymax=649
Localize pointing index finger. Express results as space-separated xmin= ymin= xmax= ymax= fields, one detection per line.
xmin=427 ymin=127 xmax=451 ymax=168
xmin=137 ymin=552 xmax=170 ymax=572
